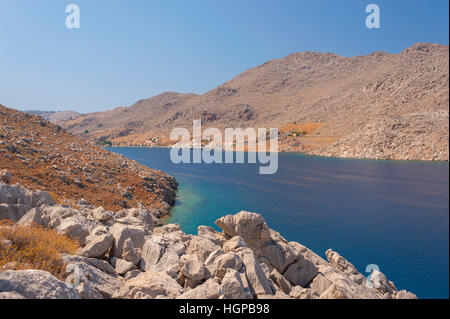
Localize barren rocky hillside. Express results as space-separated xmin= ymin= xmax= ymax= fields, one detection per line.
xmin=26 ymin=110 xmax=81 ymax=123
xmin=0 ymin=105 xmax=177 ymax=213
xmin=63 ymin=43 xmax=449 ymax=161
xmin=0 ymin=182 xmax=418 ymax=300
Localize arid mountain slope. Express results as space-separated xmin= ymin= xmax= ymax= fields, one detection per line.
xmin=0 ymin=105 xmax=177 ymax=213
xmin=63 ymin=43 xmax=449 ymax=161
xmin=65 ymin=92 xmax=197 ymax=144
xmin=26 ymin=110 xmax=81 ymax=123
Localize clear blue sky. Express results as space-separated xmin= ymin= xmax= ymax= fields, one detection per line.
xmin=0 ymin=0 xmax=448 ymax=113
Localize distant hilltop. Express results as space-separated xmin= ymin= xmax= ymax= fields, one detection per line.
xmin=25 ymin=110 xmax=81 ymax=123
xmin=61 ymin=43 xmax=449 ymax=161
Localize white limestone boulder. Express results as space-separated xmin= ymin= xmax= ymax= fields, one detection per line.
xmin=110 ymin=223 xmax=146 ymax=259
xmin=178 ymin=254 xmax=206 ymax=282
xmin=121 ymin=271 xmax=183 ymax=299
xmin=0 ymin=270 xmax=79 ymax=299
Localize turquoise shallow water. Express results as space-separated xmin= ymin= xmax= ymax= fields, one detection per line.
xmin=110 ymin=147 xmax=449 ymax=299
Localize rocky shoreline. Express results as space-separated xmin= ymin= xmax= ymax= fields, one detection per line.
xmin=0 ymin=174 xmax=417 ymax=299
xmin=105 ymin=143 xmax=449 ymax=163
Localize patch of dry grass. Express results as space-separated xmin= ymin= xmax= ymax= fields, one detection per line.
xmin=0 ymin=220 xmax=79 ymax=279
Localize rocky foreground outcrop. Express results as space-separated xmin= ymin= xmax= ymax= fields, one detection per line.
xmin=0 ymin=181 xmax=417 ymax=299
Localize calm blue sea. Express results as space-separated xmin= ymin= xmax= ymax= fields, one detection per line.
xmin=110 ymin=147 xmax=449 ymax=299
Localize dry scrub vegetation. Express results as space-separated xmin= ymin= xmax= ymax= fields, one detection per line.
xmin=0 ymin=221 xmax=79 ymax=279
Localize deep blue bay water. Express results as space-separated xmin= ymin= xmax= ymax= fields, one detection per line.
xmin=110 ymin=147 xmax=449 ymax=299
